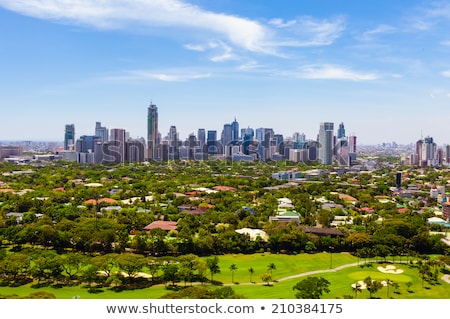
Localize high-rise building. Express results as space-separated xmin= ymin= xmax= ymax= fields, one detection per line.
xmin=110 ymin=128 xmax=126 ymax=163
xmin=446 ymin=145 xmax=450 ymax=164
xmin=231 ymin=117 xmax=239 ymax=141
xmin=95 ymin=122 xmax=109 ymax=142
xmin=126 ymin=139 xmax=145 ymax=163
xmin=168 ymin=125 xmax=179 ymax=160
xmin=206 ymin=130 xmax=220 ymax=155
xmin=221 ymin=124 xmax=232 ymax=148
xmin=147 ymin=103 xmax=159 ymax=160
xmin=197 ymin=129 xmax=206 ymax=148
xmin=318 ymin=122 xmax=334 ymax=165
xmin=348 ymin=135 xmax=357 ymax=153
xmin=337 ymin=122 xmax=346 ymax=139
xmin=64 ymin=124 xmax=75 ymax=150
xmin=76 ymin=135 xmax=99 ymax=153
xmin=415 ymin=139 xmax=423 ymax=166
xmin=422 ymin=136 xmax=436 ymax=166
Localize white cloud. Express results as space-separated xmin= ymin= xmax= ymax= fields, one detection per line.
xmin=360 ymin=24 xmax=396 ymax=41
xmin=270 ymin=15 xmax=346 ymax=47
xmin=441 ymin=70 xmax=450 ymax=77
xmin=268 ymin=18 xmax=296 ymax=28
xmin=293 ymin=64 xmax=379 ymax=81
xmin=105 ymin=69 xmax=211 ymax=82
xmin=0 ymin=1 xmax=346 ymax=55
xmin=0 ymin=0 xmax=274 ymax=54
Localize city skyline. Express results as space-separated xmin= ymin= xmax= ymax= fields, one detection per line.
xmin=1 ymin=1 xmax=450 ymax=144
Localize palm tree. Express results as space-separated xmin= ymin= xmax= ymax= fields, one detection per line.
xmin=229 ymin=264 xmax=238 ymax=283
xmin=352 ymin=282 xmax=362 ymax=299
xmin=267 ymin=263 xmax=276 ymax=278
xmin=248 ymin=267 xmax=254 ymax=283
xmin=385 ymin=279 xmax=393 ymax=298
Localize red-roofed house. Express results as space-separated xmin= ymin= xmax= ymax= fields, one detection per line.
xmin=144 ymin=221 xmax=178 ymax=232
xmin=212 ymin=186 xmax=236 ymax=192
xmin=84 ymin=198 xmax=117 ymax=205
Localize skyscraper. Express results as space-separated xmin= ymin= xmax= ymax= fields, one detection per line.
xmin=231 ymin=117 xmax=239 ymax=141
xmin=197 ymin=129 xmax=206 ymax=148
xmin=168 ymin=125 xmax=179 ymax=160
xmin=318 ymin=122 xmax=334 ymax=165
xmin=95 ymin=122 xmax=109 ymax=143
xmin=337 ymin=122 xmax=346 ymax=139
xmin=221 ymin=123 xmax=232 ymax=147
xmin=64 ymin=124 xmax=75 ymax=150
xmin=110 ymin=128 xmax=126 ymax=163
xmin=147 ymin=103 xmax=158 ymax=160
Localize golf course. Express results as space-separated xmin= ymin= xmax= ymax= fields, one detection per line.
xmin=0 ymin=252 xmax=448 ymax=299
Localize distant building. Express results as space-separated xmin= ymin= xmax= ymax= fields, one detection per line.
xmin=147 ymin=103 xmax=159 ymax=160
xmin=95 ymin=122 xmax=109 ymax=142
xmin=64 ymin=124 xmax=75 ymax=150
xmin=318 ymin=122 xmax=334 ymax=165
xmin=0 ymin=145 xmax=23 ymax=159
xmin=109 ymin=128 xmax=126 ymax=163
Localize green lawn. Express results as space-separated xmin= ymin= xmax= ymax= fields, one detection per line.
xmin=0 ymin=252 xmax=449 ymax=299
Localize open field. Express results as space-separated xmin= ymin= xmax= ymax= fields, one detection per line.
xmin=0 ymin=252 xmax=448 ymax=299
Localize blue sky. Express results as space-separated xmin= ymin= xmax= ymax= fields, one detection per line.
xmin=1 ymin=0 xmax=450 ymax=145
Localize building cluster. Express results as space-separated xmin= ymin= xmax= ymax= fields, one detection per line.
xmin=401 ymin=137 xmax=448 ymax=167
xmin=55 ymin=103 xmax=359 ymax=166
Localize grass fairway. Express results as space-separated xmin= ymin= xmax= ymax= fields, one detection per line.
xmin=0 ymin=252 xmax=448 ymax=299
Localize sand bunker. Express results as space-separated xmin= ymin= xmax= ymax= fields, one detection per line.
xmin=377 ymin=265 xmax=404 ymax=274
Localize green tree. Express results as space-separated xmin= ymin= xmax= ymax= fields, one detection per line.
xmin=261 ymin=273 xmax=272 ymax=286
xmin=352 ymin=282 xmax=362 ymax=299
xmin=229 ymin=263 xmax=238 ymax=283
xmin=162 ymin=263 xmax=179 ymax=286
xmin=363 ymin=276 xmax=383 ymax=298
xmin=115 ymin=253 xmax=147 ymax=282
xmin=60 ymin=253 xmax=86 ymax=281
xmin=206 ymin=256 xmax=220 ymax=284
xmin=293 ymin=276 xmax=330 ymax=299
xmin=248 ymin=267 xmax=254 ymax=283
xmin=267 ymin=262 xmax=276 ymax=277
xmin=0 ymin=253 xmax=31 ymax=280
xmin=91 ymin=253 xmax=118 ymax=278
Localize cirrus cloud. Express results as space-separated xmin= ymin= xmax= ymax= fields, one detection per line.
xmin=293 ymin=64 xmax=379 ymax=81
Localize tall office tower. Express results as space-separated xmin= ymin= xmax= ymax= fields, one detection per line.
xmin=422 ymin=136 xmax=436 ymax=166
xmin=197 ymin=129 xmax=206 ymax=148
xmin=231 ymin=117 xmax=239 ymax=141
xmin=76 ymin=135 xmax=99 ymax=153
xmin=95 ymin=122 xmax=109 ymax=142
xmin=64 ymin=124 xmax=75 ymax=150
xmin=318 ymin=122 xmax=334 ymax=165
xmin=337 ymin=122 xmax=346 ymax=139
xmin=255 ymin=128 xmax=274 ymax=160
xmin=348 ymin=135 xmax=357 ymax=153
xmin=207 ymin=130 xmax=217 ymax=142
xmin=169 ymin=125 xmax=178 ymax=146
xmin=437 ymin=148 xmax=443 ymax=165
xmin=241 ymin=127 xmax=254 ymax=140
xmin=221 ymin=123 xmax=232 ymax=147
xmin=147 ymin=103 xmax=159 ymax=160
xmin=416 ymin=139 xmax=423 ymax=166
xmin=255 ymin=128 xmax=274 ymax=146
xmin=110 ymin=128 xmax=126 ymax=163
xmin=206 ymin=130 xmax=219 ymax=155
xmin=446 ymin=145 xmax=450 ymax=164
xmin=168 ymin=125 xmax=179 ymax=160
xmin=396 ymin=172 xmax=402 ymax=189
xmin=126 ymin=139 xmax=145 ymax=163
